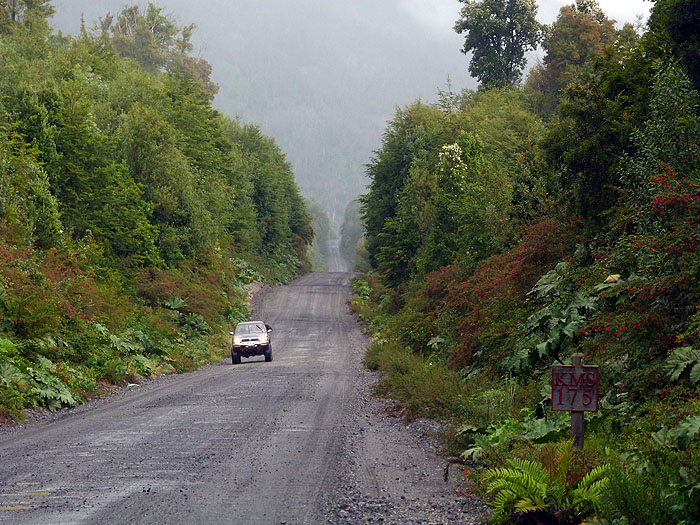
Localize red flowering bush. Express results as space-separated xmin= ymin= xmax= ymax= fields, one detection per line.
xmin=572 ymin=159 xmax=700 ymax=397
xmin=0 ymin=233 xmax=133 ymax=340
xmin=412 ymin=219 xmax=575 ymax=369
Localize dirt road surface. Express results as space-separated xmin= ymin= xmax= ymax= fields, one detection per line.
xmin=0 ymin=243 xmax=486 ymax=524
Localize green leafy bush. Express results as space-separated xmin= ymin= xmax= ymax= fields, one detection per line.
xmin=484 ymin=440 xmax=610 ymax=525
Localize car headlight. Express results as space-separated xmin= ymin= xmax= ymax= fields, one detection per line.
xmin=233 ymin=337 xmax=242 ymax=345
xmin=260 ymin=335 xmax=269 ymax=343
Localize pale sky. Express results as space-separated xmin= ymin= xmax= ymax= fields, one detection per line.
xmin=400 ymin=0 xmax=653 ymax=36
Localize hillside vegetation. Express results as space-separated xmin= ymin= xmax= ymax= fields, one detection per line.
xmin=0 ymin=2 xmax=312 ymax=421
xmin=353 ymin=0 xmax=700 ymax=522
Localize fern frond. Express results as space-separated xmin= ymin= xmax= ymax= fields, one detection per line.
xmin=493 ymin=487 xmax=518 ymax=509
xmin=506 ymin=457 xmax=549 ymax=485
xmin=578 ymin=464 xmax=611 ymax=490
xmin=485 ymin=460 xmax=549 ymax=521
xmin=514 ymin=497 xmax=546 ymax=513
xmin=487 ymin=470 xmax=541 ymax=496
xmin=569 ymin=467 xmax=611 ymax=514
xmin=491 ymin=488 xmax=518 ymax=523
xmin=691 ymin=362 xmax=700 ymax=384
xmin=556 ymin=440 xmax=573 ymax=487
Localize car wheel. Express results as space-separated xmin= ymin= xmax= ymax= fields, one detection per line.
xmin=232 ymin=350 xmax=241 ymax=365
xmin=264 ymin=348 xmax=272 ymax=362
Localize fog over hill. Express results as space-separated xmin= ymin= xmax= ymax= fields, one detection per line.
xmin=50 ymin=1 xmax=650 ymax=226
xmin=50 ymin=0 xmax=476 ymax=226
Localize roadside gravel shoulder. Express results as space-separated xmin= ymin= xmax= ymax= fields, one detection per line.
xmin=323 ymin=329 xmax=490 ymax=524
xmin=246 ymin=281 xmax=273 ymax=316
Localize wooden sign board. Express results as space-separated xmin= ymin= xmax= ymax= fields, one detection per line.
xmin=551 ymin=364 xmax=599 ymax=412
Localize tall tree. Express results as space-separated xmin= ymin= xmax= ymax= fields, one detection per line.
xmin=647 ymin=0 xmax=700 ymax=92
xmin=525 ymin=0 xmax=618 ymax=116
xmin=454 ymin=0 xmax=541 ymax=88
xmin=97 ymin=2 xmax=217 ymax=94
xmin=360 ymin=102 xmax=450 ymax=274
xmin=100 ymin=4 xmax=178 ymax=73
xmin=0 ymin=0 xmax=53 ymax=33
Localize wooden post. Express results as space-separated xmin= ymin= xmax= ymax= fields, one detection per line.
xmin=571 ymin=353 xmax=584 ymax=449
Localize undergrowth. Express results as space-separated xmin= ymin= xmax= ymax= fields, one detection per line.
xmin=352 ymin=263 xmax=700 ymax=524
xmin=0 ymin=227 xmax=300 ymax=422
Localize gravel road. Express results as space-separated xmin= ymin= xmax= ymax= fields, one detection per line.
xmin=0 ymin=243 xmax=487 ymax=524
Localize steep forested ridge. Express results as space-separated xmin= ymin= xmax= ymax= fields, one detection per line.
xmin=354 ymin=0 xmax=700 ymax=522
xmin=0 ymin=2 xmax=312 ymax=420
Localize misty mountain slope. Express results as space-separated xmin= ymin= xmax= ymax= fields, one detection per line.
xmin=51 ymin=0 xmax=475 ymax=224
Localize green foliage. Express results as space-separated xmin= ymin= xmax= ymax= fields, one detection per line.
xmin=620 ymin=63 xmax=700 ymax=235
xmin=340 ymin=199 xmax=369 ymax=271
xmin=665 ymin=347 xmax=700 ymax=385
xmin=360 ymin=101 xmax=450 ymax=282
xmin=539 ymin=35 xmax=652 ymax=227
xmin=653 ymin=415 xmax=700 ymax=451
xmin=0 ymin=132 xmax=62 ymax=248
xmin=361 ymin=92 xmax=538 ymax=286
xmin=601 ymin=466 xmax=683 ymax=525
xmin=459 ymin=415 xmax=567 ymax=464
xmin=454 ymin=0 xmax=541 ymax=88
xmin=27 ymin=355 xmax=80 ymax=409
xmin=0 ymin=5 xmax=313 ymax=422
xmin=97 ymin=2 xmax=217 ymax=94
xmin=364 ymin=339 xmax=477 ymax=421
xmin=671 ymin=416 xmax=700 ymax=451
xmin=417 ymin=131 xmax=509 ymax=272
xmin=0 ymin=338 xmax=79 ymax=413
xmin=455 ymin=88 xmax=541 ymax=175
xmin=506 ymin=265 xmax=612 ymax=373
xmin=305 ymin=197 xmax=331 ymax=271
xmin=648 ymin=0 xmax=700 ymax=92
xmin=0 ymin=0 xmax=54 ymax=35
xmin=484 ymin=441 xmax=610 ymax=525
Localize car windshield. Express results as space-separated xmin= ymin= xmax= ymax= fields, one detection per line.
xmin=235 ymin=323 xmax=266 ymax=335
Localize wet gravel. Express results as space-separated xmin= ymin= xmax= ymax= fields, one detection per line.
xmin=321 ymin=350 xmax=490 ymax=525
xmin=1 ymin=261 xmax=490 ymax=524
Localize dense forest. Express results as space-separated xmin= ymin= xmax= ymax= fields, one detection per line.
xmin=353 ymin=0 xmax=700 ymax=522
xmin=0 ymin=2 xmax=312 ymax=420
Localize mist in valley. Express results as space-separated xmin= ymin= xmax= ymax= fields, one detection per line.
xmin=51 ymin=0 xmax=477 ymax=227
xmin=49 ymin=0 xmax=650 ymax=229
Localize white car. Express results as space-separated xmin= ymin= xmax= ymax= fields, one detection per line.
xmin=230 ymin=321 xmax=273 ymax=364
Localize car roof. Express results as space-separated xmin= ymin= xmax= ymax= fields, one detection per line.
xmin=237 ymin=321 xmax=264 ymax=325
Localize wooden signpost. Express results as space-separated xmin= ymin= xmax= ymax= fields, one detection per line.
xmin=551 ymin=353 xmax=599 ymax=449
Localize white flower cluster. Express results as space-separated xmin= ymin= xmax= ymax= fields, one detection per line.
xmin=439 ymin=143 xmax=462 ymax=164
xmin=439 ymin=143 xmax=469 ymax=192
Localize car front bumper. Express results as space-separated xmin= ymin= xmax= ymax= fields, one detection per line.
xmin=232 ymin=343 xmax=270 ymax=357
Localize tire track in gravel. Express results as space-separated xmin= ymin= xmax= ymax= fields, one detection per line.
xmin=0 ymin=242 xmax=487 ymax=524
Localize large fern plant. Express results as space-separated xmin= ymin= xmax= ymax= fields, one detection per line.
xmin=484 ymin=440 xmax=610 ymax=524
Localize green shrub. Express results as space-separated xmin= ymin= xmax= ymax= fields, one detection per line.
xmin=365 ymin=340 xmax=469 ymax=420
xmin=600 ymin=466 xmax=682 ymax=525
xmin=484 ymin=440 xmax=610 ymax=525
